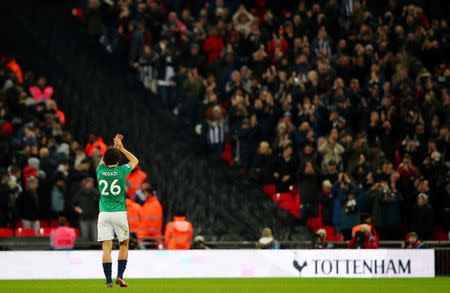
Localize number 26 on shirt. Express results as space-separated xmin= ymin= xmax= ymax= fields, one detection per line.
xmin=99 ymin=179 xmax=121 ymax=196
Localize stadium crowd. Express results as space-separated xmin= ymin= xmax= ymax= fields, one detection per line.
xmin=85 ymin=0 xmax=450 ymax=242
xmin=0 ymin=58 xmax=174 ymax=247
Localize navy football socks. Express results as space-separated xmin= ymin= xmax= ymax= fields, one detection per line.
xmin=102 ymin=262 xmax=112 ymax=283
xmin=118 ymin=259 xmax=127 ymax=279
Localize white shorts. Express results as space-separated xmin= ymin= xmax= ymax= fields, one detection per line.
xmin=97 ymin=211 xmax=130 ymax=242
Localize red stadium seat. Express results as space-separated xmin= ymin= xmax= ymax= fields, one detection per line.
xmin=14 ymin=220 xmax=23 ymax=229
xmin=263 ymin=184 xmax=276 ymax=197
xmin=278 ymin=199 xmax=297 ymax=208
xmin=289 ymin=184 xmax=298 ymax=195
xmin=37 ymin=227 xmax=53 ymax=237
xmin=289 ymin=209 xmax=300 ymax=218
xmin=273 ymin=193 xmax=293 ymax=203
xmin=0 ymin=228 xmax=13 ymax=237
xmin=322 ymin=226 xmax=336 ymax=238
xmin=307 ymin=217 xmax=323 ymax=231
xmin=15 ymin=228 xmax=35 ymax=237
xmin=50 ymin=220 xmax=71 ymax=228
xmin=434 ymin=232 xmax=448 ymax=241
xmin=74 ymin=228 xmax=81 ymax=236
xmin=39 ymin=220 xmax=49 ymax=227
xmin=334 ymin=233 xmax=344 ymax=242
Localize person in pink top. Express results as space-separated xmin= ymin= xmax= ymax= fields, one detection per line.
xmin=29 ymin=76 xmax=54 ymax=102
xmin=50 ymin=217 xmax=77 ymax=250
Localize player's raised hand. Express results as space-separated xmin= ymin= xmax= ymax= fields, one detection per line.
xmin=114 ymin=134 xmax=124 ymax=151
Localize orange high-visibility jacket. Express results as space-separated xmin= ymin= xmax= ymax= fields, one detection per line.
xmin=84 ymin=137 xmax=107 ymax=156
xmin=7 ymin=59 xmax=23 ymax=83
xmin=137 ymin=196 xmax=163 ymax=241
xmin=352 ymin=223 xmax=378 ymax=239
xmin=164 ymin=216 xmax=193 ymax=250
xmin=125 ymin=167 xmax=147 ymax=197
xmin=126 ymin=198 xmax=143 ymax=232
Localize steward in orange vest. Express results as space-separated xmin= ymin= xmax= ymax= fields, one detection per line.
xmin=164 ymin=214 xmax=193 ymax=250
xmin=84 ymin=134 xmax=108 ymax=156
xmin=126 ymin=197 xmax=142 ymax=233
xmin=352 ymin=214 xmax=378 ymax=240
xmin=137 ymin=188 xmax=163 ymax=242
xmin=125 ymin=167 xmax=148 ymax=198
xmin=6 ymin=58 xmax=23 ymax=83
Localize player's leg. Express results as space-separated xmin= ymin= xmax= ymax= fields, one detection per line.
xmin=98 ymin=212 xmax=114 ymax=287
xmin=116 ymin=238 xmax=129 ymax=286
xmin=113 ymin=211 xmax=130 ymax=287
xmin=102 ymin=240 xmax=113 ymax=287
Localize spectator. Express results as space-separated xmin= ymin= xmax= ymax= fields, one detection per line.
xmin=72 ymin=178 xmax=98 ymax=242
xmin=86 ymin=0 xmax=102 ymax=41
xmin=319 ymin=180 xmax=333 ymax=226
xmin=249 ymin=141 xmax=273 ymax=184
xmin=50 ymin=216 xmax=77 ymax=250
xmin=396 ymin=154 xmax=419 ymax=191
xmin=256 ymin=227 xmax=280 ymax=249
xmin=319 ymin=136 xmax=345 ymax=172
xmin=338 ymin=186 xmax=365 ymax=240
xmin=402 ymin=232 xmax=427 ymax=249
xmin=232 ymin=5 xmax=255 ymax=37
xmin=50 ymin=176 xmax=66 ymax=218
xmin=204 ymin=105 xmax=228 ymax=154
xmin=202 ymin=27 xmax=224 ymax=63
xmin=378 ymin=189 xmax=404 ymax=240
xmin=348 ymin=224 xmax=379 ymax=249
xmin=29 ymin=76 xmax=53 ymax=102
xmin=409 ymin=193 xmax=434 ymax=240
xmin=0 ymin=169 xmax=10 ymax=227
xmin=19 ymin=176 xmax=40 ymax=233
xmin=272 ymin=144 xmax=297 ymax=193
xmin=298 ymin=161 xmax=321 ymax=223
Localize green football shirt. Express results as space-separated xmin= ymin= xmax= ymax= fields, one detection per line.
xmin=96 ymin=163 xmax=133 ymax=212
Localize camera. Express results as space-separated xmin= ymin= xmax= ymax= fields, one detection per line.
xmin=312 ymin=233 xmax=326 ymax=249
xmin=354 ymin=231 xmax=366 ymax=248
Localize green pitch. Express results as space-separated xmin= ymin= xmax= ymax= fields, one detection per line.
xmin=1 ymin=278 xmax=449 ymax=293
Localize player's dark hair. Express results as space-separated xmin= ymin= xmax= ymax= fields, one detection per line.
xmin=103 ymin=148 xmax=121 ymax=166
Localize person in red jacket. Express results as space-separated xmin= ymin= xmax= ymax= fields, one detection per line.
xmin=202 ymin=27 xmax=224 ymax=63
xmin=348 ymin=224 xmax=379 ymax=249
xmin=267 ymin=35 xmax=288 ymax=62
xmin=396 ymin=154 xmax=418 ymax=187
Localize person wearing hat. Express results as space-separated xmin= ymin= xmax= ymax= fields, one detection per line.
xmin=402 ymin=232 xmax=427 ymax=249
xmin=409 ymin=193 xmax=434 ymax=240
xmin=192 ymin=235 xmax=209 ymax=249
xmin=256 ymin=227 xmax=280 ymax=249
xmin=24 ymin=157 xmax=40 ymax=186
xmin=73 ymin=177 xmax=99 ymax=242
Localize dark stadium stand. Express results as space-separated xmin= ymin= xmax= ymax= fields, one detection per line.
xmin=0 ymin=0 xmax=310 ymax=244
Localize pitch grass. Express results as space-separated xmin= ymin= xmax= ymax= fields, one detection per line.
xmin=0 ymin=278 xmax=449 ymax=293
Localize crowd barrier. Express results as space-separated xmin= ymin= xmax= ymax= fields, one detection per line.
xmin=0 ymin=249 xmax=435 ymax=279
